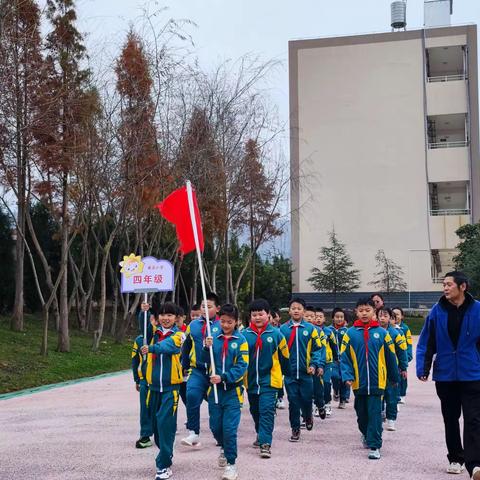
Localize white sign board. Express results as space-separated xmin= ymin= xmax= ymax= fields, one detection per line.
xmin=119 ymin=254 xmax=174 ymax=293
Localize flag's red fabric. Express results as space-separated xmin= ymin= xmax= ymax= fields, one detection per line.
xmin=155 ymin=186 xmax=204 ymax=255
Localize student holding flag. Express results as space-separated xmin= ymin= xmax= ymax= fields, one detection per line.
xmin=203 ymin=304 xmax=249 ymax=480
xmin=243 ymin=299 xmax=290 ymax=458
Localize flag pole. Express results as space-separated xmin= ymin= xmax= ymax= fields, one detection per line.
xmin=143 ymin=293 xmax=148 ymax=361
xmin=186 ymin=180 xmax=218 ymax=404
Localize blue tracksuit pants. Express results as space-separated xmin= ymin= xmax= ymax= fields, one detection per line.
xmin=354 ymin=393 xmax=383 ymax=450
xmin=186 ymin=368 xmax=209 ymax=434
xmin=248 ymin=390 xmax=277 ymax=445
xmin=285 ymin=375 xmax=313 ymax=429
xmin=331 ymin=362 xmax=349 ymax=402
xmin=139 ymin=379 xmax=153 ymax=437
xmin=208 ymin=386 xmax=243 ymax=465
xmin=385 ymin=382 xmax=399 ymax=421
xmin=149 ymin=388 xmax=179 ymax=470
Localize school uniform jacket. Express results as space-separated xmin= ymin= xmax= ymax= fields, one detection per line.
xmin=332 ymin=325 xmax=348 ymax=360
xmin=181 ymin=316 xmax=221 ymax=374
xmin=387 ymin=325 xmax=408 ymax=372
xmin=132 ymin=334 xmax=147 ymax=384
xmin=399 ymin=322 xmax=413 ymax=362
xmin=280 ymin=319 xmax=326 ymax=379
xmin=322 ymin=325 xmax=339 ymax=364
xmin=146 ymin=326 xmax=184 ymax=392
xmin=340 ymin=321 xmax=399 ymax=395
xmin=243 ymin=325 xmax=291 ymax=393
xmin=202 ymin=329 xmax=249 ymax=390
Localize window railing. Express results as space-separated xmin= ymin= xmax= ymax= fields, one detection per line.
xmin=429 ymin=208 xmax=470 ymax=216
xmin=431 ymin=277 xmax=444 ymax=284
xmin=427 ymin=74 xmax=466 ymax=83
xmin=428 ymin=140 xmax=469 ymax=149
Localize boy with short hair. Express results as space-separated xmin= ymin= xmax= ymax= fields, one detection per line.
xmin=269 ymin=309 xmax=286 ymax=409
xmin=204 ymin=304 xmax=249 ymax=480
xmin=280 ymin=298 xmax=325 ymax=442
xmin=181 ymin=292 xmax=221 ymax=447
xmin=243 ymin=299 xmax=290 ymax=458
xmin=392 ymin=307 xmax=413 ymax=404
xmin=378 ymin=307 xmax=408 ymax=432
xmin=140 ymin=302 xmax=185 ymax=480
xmin=340 ymin=298 xmax=399 ymax=460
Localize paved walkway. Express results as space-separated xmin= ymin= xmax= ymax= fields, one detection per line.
xmin=0 ymin=343 xmax=456 ymax=480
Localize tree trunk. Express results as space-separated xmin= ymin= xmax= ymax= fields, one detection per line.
xmin=40 ymin=304 xmax=49 ymax=356
xmin=225 ymin=227 xmax=230 ymax=302
xmin=11 ymin=208 xmax=25 ymax=331
xmin=57 ymin=172 xmax=70 ymax=352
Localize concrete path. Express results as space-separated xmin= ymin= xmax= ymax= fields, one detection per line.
xmin=0 ymin=344 xmax=458 ymax=480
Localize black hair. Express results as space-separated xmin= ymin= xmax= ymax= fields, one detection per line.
xmin=370 ymin=293 xmax=385 ymax=302
xmin=377 ymin=307 xmax=393 ymax=318
xmin=158 ymin=301 xmax=177 ymax=315
xmin=271 ymin=309 xmax=280 ymax=318
xmin=206 ymin=291 xmax=221 ymax=306
xmin=191 ymin=303 xmax=201 ymax=311
xmin=219 ymin=303 xmax=239 ymax=321
xmin=444 ymin=271 xmax=469 ymax=291
xmin=392 ymin=306 xmax=404 ymax=316
xmin=289 ymin=297 xmax=306 ymax=308
xmin=316 ymin=307 xmax=324 ymax=313
xmin=249 ymin=298 xmax=271 ymax=315
xmin=356 ymin=297 xmax=376 ymax=308
xmin=305 ymin=305 xmax=316 ymax=313
xmin=331 ymin=307 xmax=345 ymax=319
xmin=176 ymin=306 xmax=185 ymax=317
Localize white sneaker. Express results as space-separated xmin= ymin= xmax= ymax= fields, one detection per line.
xmin=446 ymin=462 xmax=464 ymax=474
xmin=276 ymin=398 xmax=285 ymax=409
xmin=313 ymin=406 xmax=320 ymax=417
xmin=325 ymin=403 xmax=332 ymax=417
xmin=398 ymin=397 xmax=406 ymax=405
xmin=180 ymin=431 xmax=201 ymax=447
xmin=155 ymin=468 xmax=172 ymax=480
xmin=368 ymin=449 xmax=381 ymax=460
xmin=222 ymin=464 xmax=238 ymax=480
xmin=472 ymin=466 xmax=480 ymax=480
xmin=218 ymin=449 xmax=227 ymax=468
xmin=386 ymin=420 xmax=396 ymax=431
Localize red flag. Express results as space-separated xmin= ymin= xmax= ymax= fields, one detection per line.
xmin=155 ymin=186 xmax=204 ymax=255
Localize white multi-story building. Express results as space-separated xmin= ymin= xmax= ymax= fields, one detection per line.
xmin=289 ymin=4 xmax=479 ymax=307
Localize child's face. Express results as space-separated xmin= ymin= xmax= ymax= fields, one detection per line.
xmin=356 ymin=305 xmax=376 ymax=323
xmin=315 ymin=311 xmax=325 ymax=326
xmin=160 ymin=313 xmax=176 ymax=330
xmin=333 ymin=312 xmax=345 ymax=326
xmin=190 ymin=309 xmax=202 ymax=320
xmin=304 ymin=310 xmax=315 ymax=324
xmin=220 ymin=314 xmax=237 ymax=336
xmin=176 ymin=315 xmax=185 ymax=327
xmin=289 ymin=302 xmax=304 ymax=321
xmin=378 ymin=311 xmax=390 ymax=329
xmin=269 ymin=313 xmax=280 ymax=327
xmin=392 ymin=309 xmax=403 ymax=325
xmin=251 ymin=310 xmax=269 ymax=329
xmin=201 ymin=300 xmax=219 ymax=320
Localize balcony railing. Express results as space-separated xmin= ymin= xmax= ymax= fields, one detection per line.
xmin=428 ymin=140 xmax=469 ymax=149
xmin=432 ymin=277 xmax=444 ymax=284
xmin=427 ymin=74 xmax=467 ymax=83
xmin=429 ymin=208 xmax=470 ymax=216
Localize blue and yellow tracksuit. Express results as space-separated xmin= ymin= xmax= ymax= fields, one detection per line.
xmin=243 ymin=325 xmax=290 ymax=446
xmin=311 ymin=326 xmax=327 ymax=410
xmin=340 ymin=321 xmax=399 ymax=449
xmin=280 ymin=319 xmax=325 ymax=429
xmin=399 ymin=321 xmax=413 ymax=397
xmin=145 ymin=326 xmax=184 ymax=470
xmin=322 ymin=325 xmax=338 ymax=405
xmin=202 ymin=329 xmax=249 ymax=465
xmin=132 ymin=335 xmax=153 ymax=438
xmin=331 ymin=325 xmax=350 ymax=402
xmin=384 ymin=325 xmax=408 ymax=421
xmin=181 ymin=316 xmax=221 ymax=434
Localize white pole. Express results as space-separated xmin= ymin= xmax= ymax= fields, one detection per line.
xmin=186 ymin=181 xmax=218 ymax=403
xmin=143 ymin=293 xmax=148 ymax=361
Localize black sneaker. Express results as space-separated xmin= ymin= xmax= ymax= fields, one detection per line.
xmin=333 ymin=393 xmax=339 ymax=401
xmin=136 ymin=436 xmax=152 ymax=448
xmin=318 ymin=407 xmax=326 ymax=420
xmin=300 ymin=421 xmax=306 ymax=429
xmin=260 ymin=444 xmax=271 ymax=458
xmin=252 ymin=438 xmax=260 ymax=448
xmin=305 ymin=416 xmax=314 ymax=431
xmin=289 ymin=429 xmax=300 ymax=442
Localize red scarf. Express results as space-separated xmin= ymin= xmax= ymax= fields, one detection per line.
xmin=334 ymin=323 xmax=345 ymax=330
xmin=222 ymin=335 xmax=234 ymax=360
xmin=353 ymin=319 xmax=380 ymax=355
xmin=152 ymin=329 xmax=174 ymax=361
xmin=249 ymin=322 xmax=268 ymax=356
xmin=287 ymin=323 xmax=300 ymax=350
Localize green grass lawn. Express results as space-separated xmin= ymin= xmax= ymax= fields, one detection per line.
xmin=0 ymin=314 xmax=134 ymax=394
xmin=404 ymin=316 xmax=426 ymax=336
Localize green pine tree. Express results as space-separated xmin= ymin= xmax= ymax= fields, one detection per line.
xmin=454 ymin=223 xmax=480 ymax=297
xmin=369 ymin=249 xmax=407 ymax=294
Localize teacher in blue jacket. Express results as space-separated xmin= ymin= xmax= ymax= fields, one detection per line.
xmin=417 ymin=271 xmax=480 ymax=480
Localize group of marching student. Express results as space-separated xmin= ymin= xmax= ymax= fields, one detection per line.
xmin=130 ymin=292 xmax=414 ymax=480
